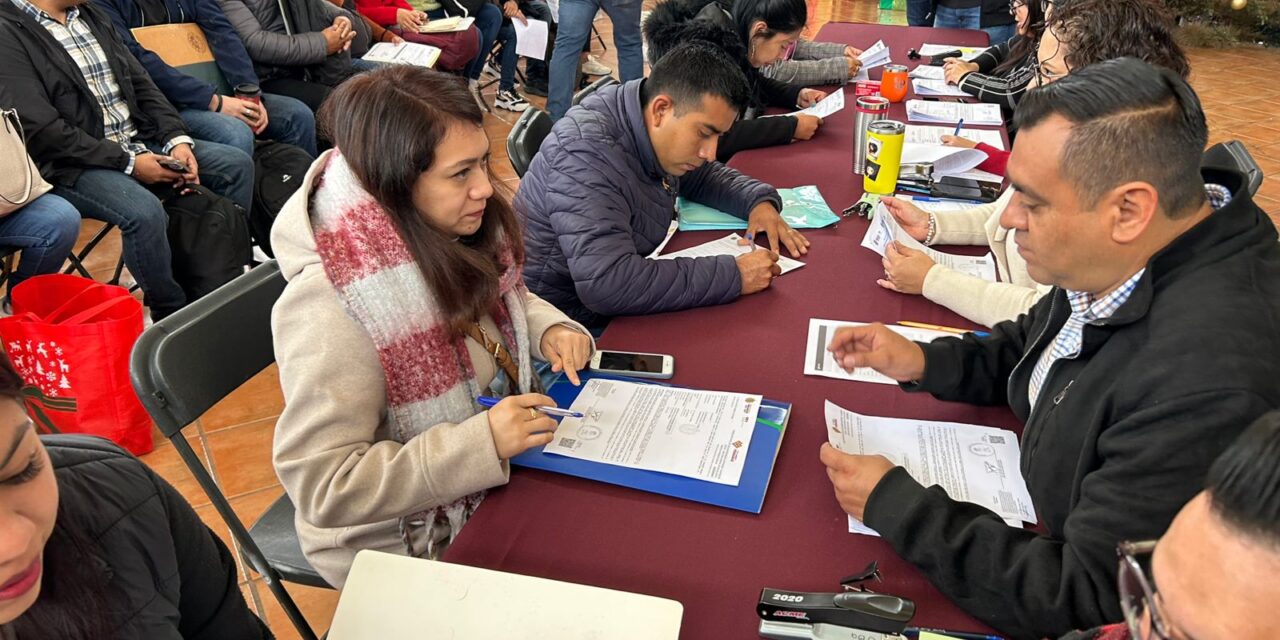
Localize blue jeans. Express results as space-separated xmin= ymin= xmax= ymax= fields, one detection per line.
xmin=982 ymin=23 xmax=1017 ymax=45
xmin=430 ymin=4 xmax=502 ymax=81
xmin=153 ymin=140 xmax=255 ymax=212
xmin=52 ymin=170 xmax=186 ymax=315
xmin=906 ymin=0 xmax=933 ymax=26
xmin=498 ymin=19 xmax=518 ymax=91
xmin=180 ymin=93 xmax=318 ymax=158
xmin=547 ymin=0 xmax=642 ymax=120
xmin=932 ymin=5 xmax=981 ymax=29
xmin=0 ymin=193 xmax=80 ymax=292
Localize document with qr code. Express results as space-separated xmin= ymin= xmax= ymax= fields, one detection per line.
xmin=543 ymin=378 xmax=762 ymax=486
xmin=824 ymin=400 xmax=1037 ymax=535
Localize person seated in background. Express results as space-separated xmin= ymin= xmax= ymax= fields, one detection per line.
xmin=0 ymin=355 xmax=271 ymax=639
xmin=1058 ymin=410 xmax=1280 ymax=640
xmin=93 ymin=0 xmax=319 ymax=158
xmin=0 ymin=0 xmax=255 ymax=320
xmin=0 ymin=191 xmax=80 ymax=302
xmin=645 ymin=0 xmax=828 ymax=162
xmin=416 ymin=0 xmax=505 ymax=110
xmin=882 ymin=0 xmax=1190 ymax=327
xmin=942 ymin=0 xmax=1045 ymax=114
xmin=944 ymin=0 xmax=1190 ymax=174
xmin=349 ymin=0 xmax=479 ymax=74
xmin=270 ymin=66 xmax=593 ymax=588
xmin=219 ymin=0 xmax=375 ymax=112
xmin=516 ymin=0 xmax=606 ymax=99
xmin=516 ymin=42 xmax=806 ymax=331
xmin=820 ymin=58 xmax=1280 ymax=639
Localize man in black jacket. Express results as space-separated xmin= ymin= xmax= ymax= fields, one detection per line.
xmin=820 ymin=58 xmax=1280 ymax=639
xmin=0 ymin=0 xmax=254 ymax=319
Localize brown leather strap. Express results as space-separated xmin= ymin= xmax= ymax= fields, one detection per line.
xmin=465 ymin=322 xmax=521 ymax=390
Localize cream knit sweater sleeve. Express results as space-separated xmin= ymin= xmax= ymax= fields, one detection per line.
xmin=921 ymin=265 xmax=1046 ymax=328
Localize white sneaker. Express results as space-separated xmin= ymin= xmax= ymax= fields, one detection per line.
xmin=482 ymin=61 xmax=501 ymax=79
xmin=582 ymin=55 xmax=611 ymax=76
xmin=495 ymin=89 xmax=530 ymax=112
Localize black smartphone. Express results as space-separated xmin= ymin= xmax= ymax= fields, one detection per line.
xmin=927 ymin=50 xmax=963 ymax=66
xmin=157 ymin=157 xmax=189 ymax=173
xmin=931 ymin=176 xmax=1001 ymax=203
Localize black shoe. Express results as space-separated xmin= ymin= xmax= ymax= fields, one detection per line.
xmin=523 ymin=81 xmax=548 ymax=97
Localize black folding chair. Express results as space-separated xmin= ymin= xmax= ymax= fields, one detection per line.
xmin=572 ymin=75 xmax=618 ymax=106
xmin=1203 ymin=140 xmax=1263 ymax=196
xmin=130 ymin=261 xmax=331 ymax=640
xmin=63 ymin=222 xmax=138 ymax=292
xmin=505 ymin=106 xmax=553 ymax=178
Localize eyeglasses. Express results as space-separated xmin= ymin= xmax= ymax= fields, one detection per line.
xmin=1118 ymin=540 xmax=1175 ymax=640
xmin=1009 ymin=0 xmax=1027 ymax=16
xmin=1040 ymin=0 xmax=1056 ymax=13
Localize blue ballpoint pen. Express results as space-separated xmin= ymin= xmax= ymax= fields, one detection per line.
xmin=746 ymin=232 xmax=757 ymax=251
xmin=953 ymin=118 xmax=965 ymax=136
xmin=905 ymin=627 xmax=1002 ymax=640
xmin=476 ymin=396 xmax=584 ymax=419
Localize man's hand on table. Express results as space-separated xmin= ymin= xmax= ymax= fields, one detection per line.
xmin=826 ymin=323 xmax=926 ymax=382
xmin=820 ymin=444 xmax=897 ymax=520
xmin=742 ymin=202 xmax=810 ymax=257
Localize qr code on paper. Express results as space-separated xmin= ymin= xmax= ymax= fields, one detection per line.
xmin=559 ymin=438 xmax=577 ymax=449
xmin=987 ymin=435 xmax=1006 ymax=444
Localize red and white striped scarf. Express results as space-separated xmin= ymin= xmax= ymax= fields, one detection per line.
xmin=308 ymin=151 xmax=535 ymax=558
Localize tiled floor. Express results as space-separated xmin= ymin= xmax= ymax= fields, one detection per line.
xmin=53 ymin=1 xmax=1279 ymax=637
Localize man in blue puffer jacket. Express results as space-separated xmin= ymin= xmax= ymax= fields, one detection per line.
xmin=517 ymin=42 xmax=810 ymax=330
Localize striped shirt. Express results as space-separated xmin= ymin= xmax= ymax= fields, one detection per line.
xmin=9 ymin=0 xmax=191 ymax=173
xmin=1027 ymin=184 xmax=1234 ymax=409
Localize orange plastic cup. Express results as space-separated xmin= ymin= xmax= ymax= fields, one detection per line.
xmin=882 ymin=65 xmax=909 ymax=103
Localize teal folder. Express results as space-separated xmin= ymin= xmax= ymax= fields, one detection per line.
xmin=677 ymin=185 xmax=841 ymax=231
xmin=510 ymin=373 xmax=791 ymax=514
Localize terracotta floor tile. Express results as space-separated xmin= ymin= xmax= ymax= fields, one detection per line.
xmin=204 ymin=416 xmax=283 ymax=498
xmin=139 ymin=432 xmax=212 ymax=509
xmin=240 ymin=580 xmax=340 ymax=640
xmin=200 ymin=365 xmax=285 ymax=433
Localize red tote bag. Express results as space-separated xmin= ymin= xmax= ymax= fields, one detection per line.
xmin=0 ymin=274 xmax=153 ymax=455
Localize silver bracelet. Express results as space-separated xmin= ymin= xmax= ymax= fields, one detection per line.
xmin=923 ymin=212 xmax=938 ymax=246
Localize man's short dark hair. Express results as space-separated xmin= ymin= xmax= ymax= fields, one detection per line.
xmin=1014 ymin=58 xmax=1209 ymax=218
xmin=1048 ymin=0 xmax=1190 ymax=79
xmin=642 ymin=41 xmax=751 ymax=114
xmin=1207 ymin=411 xmax=1280 ymax=549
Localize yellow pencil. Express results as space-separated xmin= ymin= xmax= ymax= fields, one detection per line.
xmin=898 ymin=320 xmax=990 ymax=337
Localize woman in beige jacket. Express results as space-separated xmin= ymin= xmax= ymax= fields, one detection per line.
xmin=878 ymin=189 xmax=1053 ymax=328
xmin=269 ymin=66 xmax=594 ymax=588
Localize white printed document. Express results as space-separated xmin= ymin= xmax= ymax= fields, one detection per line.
xmin=911 ymin=78 xmax=970 ymax=98
xmin=791 ymin=89 xmax=845 ymax=119
xmin=513 ymin=18 xmax=549 ymax=60
xmin=896 ymin=195 xmax=980 ymax=214
xmin=543 ymin=379 xmax=762 ymax=486
xmin=419 ymin=16 xmax=474 ymax=32
xmin=858 ymin=39 xmax=891 ymax=69
xmin=804 ymin=319 xmax=953 ymax=385
xmin=825 ymin=400 xmax=1037 ymax=535
xmin=905 ymin=124 xmax=1005 ymax=150
xmin=918 ymin=43 xmax=985 ymax=61
xmin=363 ymin=42 xmax=440 ymax=68
xmin=907 ymin=64 xmax=945 ymax=80
xmin=900 ymin=143 xmax=987 ymax=177
xmin=906 ymin=100 xmax=1003 ymax=126
xmin=653 ymin=233 xmax=805 ymax=275
xmin=860 ymin=204 xmax=998 ymax=282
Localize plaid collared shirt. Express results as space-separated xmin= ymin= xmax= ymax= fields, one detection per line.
xmin=1026 ymin=184 xmax=1234 ymax=409
xmin=10 ymin=0 xmax=192 ymax=174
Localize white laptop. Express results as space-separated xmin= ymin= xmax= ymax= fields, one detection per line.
xmin=328 ymin=550 xmax=684 ymax=639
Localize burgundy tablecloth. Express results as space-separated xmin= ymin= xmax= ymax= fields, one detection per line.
xmin=445 ymin=24 xmax=1017 ymax=639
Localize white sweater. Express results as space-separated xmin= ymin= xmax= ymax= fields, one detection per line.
xmin=920 ymin=189 xmax=1054 ymax=327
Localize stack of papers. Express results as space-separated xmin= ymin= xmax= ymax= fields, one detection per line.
xmin=825 ymin=400 xmax=1037 ymax=535
xmin=911 ymin=78 xmax=969 ymax=97
xmin=363 ymin=42 xmax=440 ymax=68
xmin=900 ymin=143 xmax=988 ymax=177
xmin=858 ymin=39 xmax=891 ymax=69
xmin=677 ymin=186 xmax=839 ymax=231
xmin=919 ymin=43 xmax=986 ymax=62
xmin=653 ymin=233 xmax=805 ymax=275
xmin=905 ymin=125 xmax=1005 ymax=150
xmin=782 ymin=90 xmax=844 ymax=119
xmin=896 ymin=194 xmax=980 ymax=213
xmin=419 ymin=16 xmax=474 ymax=32
xmin=860 ymin=202 xmax=999 ymax=282
xmin=907 ymin=65 xmax=945 ymax=81
xmin=906 ymin=100 xmax=1003 ymax=126
xmin=543 ymin=379 xmax=762 ymax=486
xmin=803 ymin=318 xmax=954 ymax=385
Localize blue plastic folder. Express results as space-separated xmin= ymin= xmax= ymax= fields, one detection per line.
xmin=677 ymin=185 xmax=841 ymax=232
xmin=510 ymin=373 xmax=791 ymax=514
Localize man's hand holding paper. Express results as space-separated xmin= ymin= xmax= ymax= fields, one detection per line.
xmin=826 ymin=323 xmax=927 ymax=382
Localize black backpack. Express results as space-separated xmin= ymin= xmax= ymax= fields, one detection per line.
xmin=163 ymin=184 xmax=252 ymax=302
xmin=251 ymin=141 xmax=313 ymax=257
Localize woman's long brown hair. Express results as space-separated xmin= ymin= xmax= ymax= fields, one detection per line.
xmin=317 ymin=65 xmax=526 ymax=333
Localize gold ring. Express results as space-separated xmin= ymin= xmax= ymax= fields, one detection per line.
xmin=528 ymin=407 xmax=538 ymax=419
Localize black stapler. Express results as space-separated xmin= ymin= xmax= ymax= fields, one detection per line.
xmin=757 ymin=562 xmax=916 ymax=636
